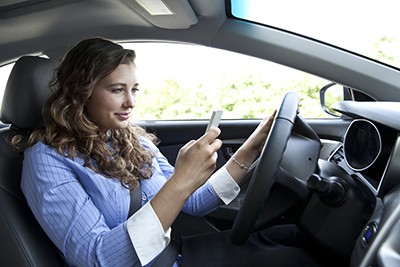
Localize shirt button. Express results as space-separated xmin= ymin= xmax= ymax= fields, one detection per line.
xmin=142 ymin=195 xmax=147 ymax=201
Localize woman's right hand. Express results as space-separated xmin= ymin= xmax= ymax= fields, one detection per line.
xmin=171 ymin=127 xmax=222 ymax=194
xmin=151 ymin=127 xmax=222 ymax=231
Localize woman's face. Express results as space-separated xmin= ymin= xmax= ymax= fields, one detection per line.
xmin=86 ymin=63 xmax=138 ymax=133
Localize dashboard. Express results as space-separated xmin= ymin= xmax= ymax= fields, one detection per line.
xmin=329 ymin=101 xmax=400 ymax=267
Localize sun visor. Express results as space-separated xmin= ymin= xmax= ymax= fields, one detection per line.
xmin=122 ymin=0 xmax=198 ymax=29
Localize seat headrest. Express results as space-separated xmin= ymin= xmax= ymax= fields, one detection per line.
xmin=0 ymin=56 xmax=55 ymax=129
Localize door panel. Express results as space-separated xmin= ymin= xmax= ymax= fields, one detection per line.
xmin=141 ymin=120 xmax=259 ymax=167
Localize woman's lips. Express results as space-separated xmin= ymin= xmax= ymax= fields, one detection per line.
xmin=115 ymin=112 xmax=130 ymax=120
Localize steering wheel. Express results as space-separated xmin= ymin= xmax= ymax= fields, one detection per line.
xmin=230 ymin=92 xmax=300 ymax=244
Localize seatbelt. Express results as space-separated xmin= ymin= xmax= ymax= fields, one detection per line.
xmin=128 ymin=182 xmax=142 ymax=217
xmin=128 ymin=182 xmax=180 ymax=267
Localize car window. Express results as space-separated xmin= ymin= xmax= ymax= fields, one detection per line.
xmin=0 ymin=63 xmax=13 ymax=111
xmin=0 ymin=43 xmax=332 ymax=122
xmin=124 ymin=42 xmax=332 ymax=121
xmin=0 ymin=61 xmax=13 ymax=126
xmin=231 ymin=0 xmax=400 ymax=69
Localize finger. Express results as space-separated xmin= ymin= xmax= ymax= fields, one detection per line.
xmin=199 ymin=127 xmax=221 ymax=144
xmin=259 ymin=109 xmax=277 ymax=128
xmin=179 ymin=139 xmax=196 ymax=153
xmin=266 ymin=110 xmax=276 ymax=125
xmin=264 ymin=109 xmax=277 ymax=122
xmin=270 ymin=109 xmax=277 ymax=119
xmin=209 ymin=138 xmax=223 ymax=152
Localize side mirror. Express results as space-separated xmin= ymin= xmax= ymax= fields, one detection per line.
xmin=319 ymin=82 xmax=344 ymax=117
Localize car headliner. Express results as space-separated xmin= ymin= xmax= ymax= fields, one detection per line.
xmin=1 ymin=0 xmax=400 ymax=102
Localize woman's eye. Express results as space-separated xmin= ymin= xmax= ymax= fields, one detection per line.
xmin=111 ymin=88 xmax=123 ymax=93
xmin=132 ymin=88 xmax=139 ymax=93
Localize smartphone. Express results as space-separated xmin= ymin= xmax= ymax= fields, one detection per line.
xmin=205 ymin=110 xmax=223 ymax=132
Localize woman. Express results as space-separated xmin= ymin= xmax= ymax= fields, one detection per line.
xmin=12 ymin=37 xmax=278 ymax=266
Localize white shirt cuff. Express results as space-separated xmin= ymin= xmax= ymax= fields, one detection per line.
xmin=126 ymin=202 xmax=171 ymax=266
xmin=209 ymin=166 xmax=241 ymax=205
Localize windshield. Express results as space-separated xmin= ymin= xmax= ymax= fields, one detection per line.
xmin=230 ymin=0 xmax=400 ymax=69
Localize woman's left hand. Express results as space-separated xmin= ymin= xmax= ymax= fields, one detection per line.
xmin=225 ymin=110 xmax=276 ymax=183
xmin=242 ymin=109 xmax=277 ymax=156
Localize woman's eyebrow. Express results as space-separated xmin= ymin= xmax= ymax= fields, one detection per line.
xmin=106 ymin=82 xmax=139 ymax=88
xmin=107 ymin=82 xmax=126 ymax=87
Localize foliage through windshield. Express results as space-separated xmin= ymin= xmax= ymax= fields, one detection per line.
xmin=129 ymin=43 xmax=331 ymax=121
xmin=231 ymin=0 xmax=400 ymax=69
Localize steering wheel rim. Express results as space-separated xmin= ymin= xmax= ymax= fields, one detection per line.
xmin=230 ymin=92 xmax=300 ymax=245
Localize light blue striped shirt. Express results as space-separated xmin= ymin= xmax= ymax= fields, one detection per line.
xmin=21 ymin=139 xmax=239 ymax=266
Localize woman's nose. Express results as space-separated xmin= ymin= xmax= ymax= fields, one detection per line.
xmin=124 ymin=93 xmax=135 ymax=108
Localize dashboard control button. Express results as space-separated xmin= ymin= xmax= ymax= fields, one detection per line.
xmin=362 ymin=222 xmax=378 ymax=246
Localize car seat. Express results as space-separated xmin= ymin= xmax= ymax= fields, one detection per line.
xmin=0 ymin=56 xmax=65 ymax=266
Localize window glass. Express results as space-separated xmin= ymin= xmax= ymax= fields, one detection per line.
xmin=0 ymin=63 xmax=14 ymax=111
xmin=231 ymin=0 xmax=400 ymax=69
xmin=124 ymin=42 xmax=331 ymax=121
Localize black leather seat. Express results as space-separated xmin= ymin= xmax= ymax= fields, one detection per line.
xmin=0 ymin=56 xmax=65 ymax=266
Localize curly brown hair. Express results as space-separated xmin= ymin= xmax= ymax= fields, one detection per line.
xmin=13 ymin=37 xmax=157 ymax=190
